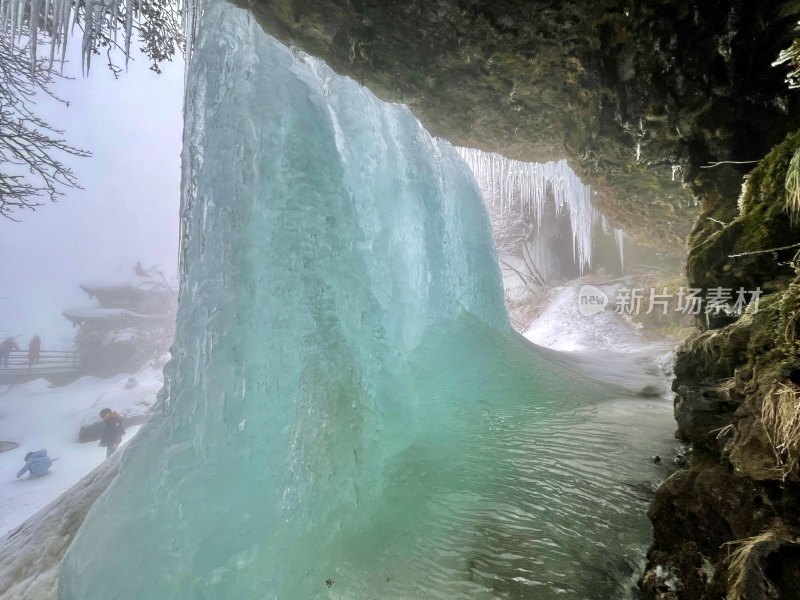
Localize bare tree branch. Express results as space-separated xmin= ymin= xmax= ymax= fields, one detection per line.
xmin=0 ymin=0 xmax=184 ymax=219
xmin=0 ymin=33 xmax=89 ymax=219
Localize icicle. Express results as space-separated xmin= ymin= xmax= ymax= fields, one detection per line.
xmin=81 ymin=0 xmax=93 ymax=74
xmin=3 ymin=0 xmax=193 ymax=81
xmin=47 ymin=0 xmax=58 ymax=72
xmin=455 ymin=146 xmax=627 ymax=275
xmin=111 ymin=0 xmax=117 ymax=46
xmin=59 ymin=0 xmax=71 ymax=74
xmin=9 ymin=0 xmax=18 ymax=51
xmin=15 ymin=0 xmax=23 ymax=42
xmin=29 ymin=0 xmax=40 ymax=78
xmin=123 ymin=0 xmax=132 ymax=68
xmin=615 ymin=228 xmax=625 ymax=273
xmin=1 ymin=0 xmax=9 ymax=40
xmin=43 ymin=0 xmax=49 ymax=35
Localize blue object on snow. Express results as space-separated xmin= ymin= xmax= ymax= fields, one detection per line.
xmin=17 ymin=449 xmax=53 ymax=478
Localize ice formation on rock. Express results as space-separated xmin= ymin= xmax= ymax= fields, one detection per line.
xmin=456 ymin=147 xmax=625 ymax=274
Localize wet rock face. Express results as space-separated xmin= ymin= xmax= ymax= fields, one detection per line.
xmin=642 ymin=130 xmax=800 ymax=599
xmin=236 ymin=0 xmax=800 ymax=251
xmin=643 ymin=453 xmax=800 ymax=600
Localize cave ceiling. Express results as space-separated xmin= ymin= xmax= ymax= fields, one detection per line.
xmin=235 ymin=0 xmax=800 ymax=255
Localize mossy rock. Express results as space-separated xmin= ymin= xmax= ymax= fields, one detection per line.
xmin=673 ymin=312 xmax=755 ymax=385
xmin=687 ymin=131 xmax=800 ymax=309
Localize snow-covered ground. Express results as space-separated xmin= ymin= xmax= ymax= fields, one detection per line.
xmin=523 ymin=278 xmax=654 ymax=352
xmin=0 ymin=368 xmax=163 ymax=534
xmin=522 ymin=278 xmax=677 ymax=397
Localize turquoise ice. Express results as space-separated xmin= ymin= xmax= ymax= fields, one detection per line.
xmin=59 ymin=2 xmax=671 ymax=598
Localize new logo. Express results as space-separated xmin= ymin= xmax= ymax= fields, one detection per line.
xmin=578 ymin=285 xmax=608 ymax=316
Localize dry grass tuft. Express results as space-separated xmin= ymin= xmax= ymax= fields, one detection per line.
xmin=708 ymin=380 xmax=738 ymax=439
xmin=738 ymin=175 xmax=750 ymax=216
xmin=762 ymin=383 xmax=800 ymax=478
xmin=786 ymin=148 xmax=800 ymax=224
xmin=713 ymin=423 xmax=735 ymax=440
xmin=724 ymin=530 xmax=777 ymax=600
xmin=784 ymin=307 xmax=800 ymax=349
xmin=780 ymin=282 xmax=800 ymax=349
xmin=696 ymin=333 xmax=721 ymax=366
xmin=716 ymin=378 xmax=737 ymax=403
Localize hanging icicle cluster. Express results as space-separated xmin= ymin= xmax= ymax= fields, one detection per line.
xmin=456 ymin=147 xmax=625 ymax=274
xmin=0 ymin=0 xmax=190 ymax=76
xmin=0 ymin=0 xmax=73 ymax=75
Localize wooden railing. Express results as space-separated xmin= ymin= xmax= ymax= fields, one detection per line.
xmin=0 ymin=350 xmax=81 ymax=373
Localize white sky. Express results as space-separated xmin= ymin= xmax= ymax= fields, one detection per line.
xmin=0 ymin=42 xmax=184 ymax=348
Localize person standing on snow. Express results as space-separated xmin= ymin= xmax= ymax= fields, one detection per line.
xmin=16 ymin=450 xmax=53 ymax=479
xmin=27 ymin=335 xmax=41 ymax=369
xmin=99 ymin=408 xmax=125 ymax=458
xmin=0 ymin=337 xmax=19 ymax=368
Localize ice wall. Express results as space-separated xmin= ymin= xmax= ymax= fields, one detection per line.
xmin=58 ymin=1 xmax=509 ymax=597
xmin=55 ymin=4 xmax=664 ymax=597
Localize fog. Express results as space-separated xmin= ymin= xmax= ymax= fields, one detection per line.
xmin=0 ymin=44 xmax=184 ymax=348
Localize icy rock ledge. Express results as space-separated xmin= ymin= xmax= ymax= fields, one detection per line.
xmin=0 ymin=452 xmax=122 ymax=600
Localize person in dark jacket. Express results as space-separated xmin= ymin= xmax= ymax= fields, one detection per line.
xmin=0 ymin=337 xmax=19 ymax=368
xmin=99 ymin=408 xmax=125 ymax=458
xmin=27 ymin=335 xmax=41 ymax=369
xmin=17 ymin=449 xmax=53 ymax=478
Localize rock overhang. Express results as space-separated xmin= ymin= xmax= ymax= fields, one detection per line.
xmin=232 ymin=0 xmax=800 ymax=257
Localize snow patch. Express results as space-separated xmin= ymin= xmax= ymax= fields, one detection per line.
xmin=0 ymin=368 xmax=161 ymax=534
xmin=0 ymin=451 xmax=122 ymax=600
xmin=523 ymin=280 xmax=646 ymax=352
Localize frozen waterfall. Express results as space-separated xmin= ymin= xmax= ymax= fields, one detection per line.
xmin=59 ymin=2 xmax=663 ymax=598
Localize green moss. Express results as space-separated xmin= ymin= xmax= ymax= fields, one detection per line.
xmin=740 ymin=131 xmax=800 ymax=216
xmin=687 ymin=130 xmax=800 ymax=305
xmin=775 ymin=277 xmax=800 ymax=358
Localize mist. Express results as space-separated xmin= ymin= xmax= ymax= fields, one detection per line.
xmin=0 ymin=43 xmax=184 ymax=348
